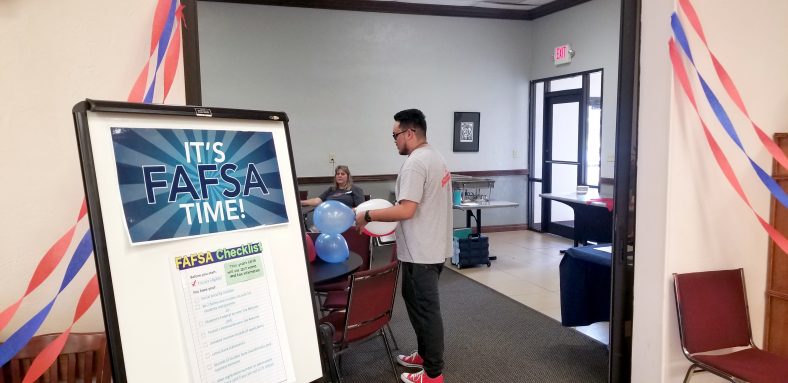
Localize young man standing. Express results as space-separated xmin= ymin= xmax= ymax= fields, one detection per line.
xmin=355 ymin=109 xmax=452 ymax=383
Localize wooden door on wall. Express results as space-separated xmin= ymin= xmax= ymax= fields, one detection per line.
xmin=765 ymin=133 xmax=788 ymax=356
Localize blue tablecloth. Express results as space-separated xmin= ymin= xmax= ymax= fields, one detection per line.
xmin=559 ymin=244 xmax=612 ymax=327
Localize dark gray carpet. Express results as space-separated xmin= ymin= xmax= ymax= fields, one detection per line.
xmin=332 ymin=265 xmax=609 ymax=382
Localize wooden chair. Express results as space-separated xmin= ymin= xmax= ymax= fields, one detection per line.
xmin=320 ymin=260 xmax=400 ymax=382
xmin=0 ymin=332 xmax=111 ymax=383
xmin=673 ymin=269 xmax=788 ymax=382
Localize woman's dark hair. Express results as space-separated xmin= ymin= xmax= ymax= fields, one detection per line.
xmin=394 ymin=109 xmax=427 ymax=132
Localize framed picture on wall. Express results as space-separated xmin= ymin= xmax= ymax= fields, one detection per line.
xmin=453 ymin=112 xmax=480 ymax=152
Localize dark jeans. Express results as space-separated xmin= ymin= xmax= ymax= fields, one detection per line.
xmin=401 ymin=262 xmax=444 ymax=377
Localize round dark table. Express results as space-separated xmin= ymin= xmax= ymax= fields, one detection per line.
xmin=308 ymin=252 xmax=362 ymax=284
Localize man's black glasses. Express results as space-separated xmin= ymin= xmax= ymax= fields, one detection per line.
xmin=392 ymin=129 xmax=411 ymax=140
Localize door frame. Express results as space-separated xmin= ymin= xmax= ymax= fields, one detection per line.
xmin=181 ymin=0 xmax=643 ymax=380
xmin=609 ymin=0 xmax=640 ymax=381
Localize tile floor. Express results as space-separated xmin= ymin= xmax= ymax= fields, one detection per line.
xmin=450 ymin=230 xmax=610 ymax=345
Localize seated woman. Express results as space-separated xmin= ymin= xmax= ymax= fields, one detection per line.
xmin=301 ymin=165 xmax=365 ymax=208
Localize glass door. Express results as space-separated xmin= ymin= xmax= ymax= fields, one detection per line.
xmin=527 ymin=71 xmax=602 ymax=239
xmin=542 ymin=92 xmax=583 ymax=237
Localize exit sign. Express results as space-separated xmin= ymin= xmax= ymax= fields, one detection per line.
xmin=554 ymin=44 xmax=573 ymax=65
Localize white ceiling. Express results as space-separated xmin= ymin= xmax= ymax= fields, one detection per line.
xmin=370 ymin=0 xmax=560 ymax=11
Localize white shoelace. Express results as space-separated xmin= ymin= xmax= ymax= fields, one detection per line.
xmin=407 ymin=370 xmax=424 ymax=382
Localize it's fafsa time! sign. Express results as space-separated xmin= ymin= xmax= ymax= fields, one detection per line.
xmin=110 ymin=127 xmax=288 ymax=244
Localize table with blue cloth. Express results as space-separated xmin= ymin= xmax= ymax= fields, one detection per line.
xmin=559 ymin=244 xmax=612 ymax=327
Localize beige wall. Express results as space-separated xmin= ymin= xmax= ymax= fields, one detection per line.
xmin=0 ymin=0 xmax=184 ymax=338
xmin=633 ymin=0 xmax=788 ymax=381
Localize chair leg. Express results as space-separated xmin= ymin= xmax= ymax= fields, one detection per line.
xmin=682 ymin=364 xmax=702 ymax=383
xmin=331 ymin=351 xmax=344 ymax=383
xmin=380 ymin=329 xmax=399 ymax=382
xmin=386 ymin=324 xmax=399 ymax=350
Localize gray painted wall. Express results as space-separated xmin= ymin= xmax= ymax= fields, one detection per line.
xmin=197 ymin=0 xmax=621 ymax=227
xmin=529 ymin=0 xmax=621 ymax=178
xmin=199 ymin=3 xmax=532 ymax=178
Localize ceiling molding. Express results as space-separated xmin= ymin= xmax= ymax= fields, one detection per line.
xmin=202 ymin=0 xmax=590 ymax=20
xmin=526 ymin=0 xmax=590 ymax=19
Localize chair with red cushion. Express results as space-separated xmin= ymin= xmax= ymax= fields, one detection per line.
xmin=320 ymin=260 xmax=400 ymax=382
xmin=313 ymin=229 xmax=372 ymax=294
xmin=322 ymin=244 xmax=398 ymax=311
xmin=673 ymin=268 xmax=788 ymax=383
xmin=321 ymin=245 xmax=400 ymax=349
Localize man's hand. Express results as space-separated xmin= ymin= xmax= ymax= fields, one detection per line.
xmin=355 ymin=210 xmax=368 ymax=233
xmin=353 ymin=201 xmax=416 ymax=234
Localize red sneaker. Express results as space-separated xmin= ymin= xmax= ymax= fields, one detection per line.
xmin=401 ymin=370 xmax=444 ymax=383
xmin=397 ymin=351 xmax=424 ymax=368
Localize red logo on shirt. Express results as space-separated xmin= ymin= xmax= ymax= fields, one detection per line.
xmin=441 ymin=169 xmax=451 ymax=187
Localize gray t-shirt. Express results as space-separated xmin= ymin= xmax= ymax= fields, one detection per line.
xmin=395 ymin=144 xmax=453 ymax=264
xmin=318 ymin=185 xmax=365 ymax=208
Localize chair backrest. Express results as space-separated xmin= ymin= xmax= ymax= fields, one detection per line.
xmin=0 ymin=332 xmax=110 ymax=383
xmin=310 ymin=229 xmax=371 ymax=270
xmin=342 ymin=229 xmax=372 ymax=271
xmin=341 ymin=260 xmax=400 ymax=345
xmin=673 ymin=269 xmax=753 ymax=354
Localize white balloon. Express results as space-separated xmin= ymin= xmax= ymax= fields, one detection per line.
xmin=355 ymin=199 xmax=398 ymax=237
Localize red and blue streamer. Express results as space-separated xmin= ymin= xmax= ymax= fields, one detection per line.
xmin=669 ymin=38 xmax=788 ymax=255
xmin=676 ymin=0 xmax=788 ymax=172
xmin=0 ymin=231 xmax=94 ymax=367
xmin=128 ymin=0 xmax=183 ymax=104
xmin=143 ymin=0 xmax=178 ymax=104
xmin=19 ymin=275 xmax=99 ymax=383
xmin=1 ymin=1 xmax=183 ymax=377
xmin=0 ymin=203 xmax=86 ymax=334
xmin=671 ymin=13 xmax=788 ymax=209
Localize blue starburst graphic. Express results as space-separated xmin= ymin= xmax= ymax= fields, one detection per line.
xmin=111 ymin=127 xmax=288 ymax=244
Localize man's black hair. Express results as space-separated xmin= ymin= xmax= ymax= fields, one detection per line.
xmin=394 ymin=109 xmax=427 ymax=132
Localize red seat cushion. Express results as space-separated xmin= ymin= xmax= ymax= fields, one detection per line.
xmin=322 ymin=291 xmax=349 ymax=309
xmin=694 ymin=348 xmax=788 ymax=383
xmin=314 ymin=279 xmax=349 ymax=293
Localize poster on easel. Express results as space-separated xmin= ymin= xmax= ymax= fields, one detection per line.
xmin=73 ymin=100 xmax=323 ymax=383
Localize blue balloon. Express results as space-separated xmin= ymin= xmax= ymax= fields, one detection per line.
xmin=313 ymin=200 xmax=355 ymax=235
xmin=315 ymin=233 xmax=349 ymax=263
